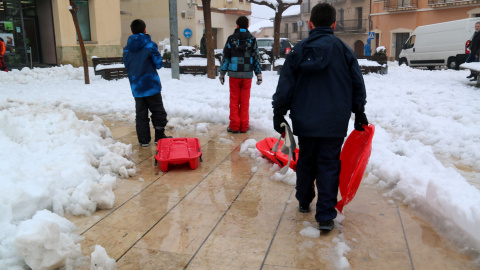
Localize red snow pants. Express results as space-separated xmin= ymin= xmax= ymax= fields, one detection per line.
xmin=228 ymin=77 xmax=252 ymax=132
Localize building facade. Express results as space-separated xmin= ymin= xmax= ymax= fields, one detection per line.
xmin=0 ymin=0 xmax=122 ymax=68
xmin=120 ymin=0 xmax=252 ymax=51
xmin=279 ymin=5 xmax=304 ymax=44
xmin=371 ymin=0 xmax=480 ymax=60
xmin=300 ymin=0 xmax=371 ymax=55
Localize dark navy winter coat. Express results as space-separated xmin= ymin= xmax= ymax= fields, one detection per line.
xmin=272 ymin=27 xmax=367 ymax=138
xmin=123 ymin=33 xmax=163 ymax=98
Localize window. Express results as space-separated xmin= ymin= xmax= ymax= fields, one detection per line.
xmin=74 ymin=0 xmax=91 ymax=41
xmin=403 ymin=35 xmax=415 ymax=49
xmin=293 ymin=22 xmax=298 ymax=33
xmin=356 ymin=7 xmax=362 ymax=29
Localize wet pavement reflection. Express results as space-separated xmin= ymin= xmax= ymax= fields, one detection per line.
xmin=66 ymin=117 xmax=478 ymax=270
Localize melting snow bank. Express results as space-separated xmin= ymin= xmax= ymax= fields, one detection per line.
xmin=0 ymin=103 xmax=135 ymax=269
xmin=365 ymin=126 xmax=480 ymax=259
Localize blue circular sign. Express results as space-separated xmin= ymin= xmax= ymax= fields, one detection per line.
xmin=183 ymin=28 xmax=192 ymax=38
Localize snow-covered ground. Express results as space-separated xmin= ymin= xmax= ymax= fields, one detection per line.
xmin=1 ymin=62 xmax=479 ymax=268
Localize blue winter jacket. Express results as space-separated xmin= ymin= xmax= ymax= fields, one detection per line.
xmin=123 ymin=33 xmax=163 ymax=98
xmin=272 ymin=27 xmax=367 ymax=138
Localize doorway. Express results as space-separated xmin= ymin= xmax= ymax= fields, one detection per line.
xmin=23 ymin=17 xmax=40 ymax=63
xmin=354 ymin=40 xmax=364 ymax=56
xmin=395 ymin=33 xmax=409 ymax=60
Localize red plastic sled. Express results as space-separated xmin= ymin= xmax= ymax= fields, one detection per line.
xmin=256 ymin=137 xmax=299 ymax=171
xmin=336 ymin=124 xmax=375 ymax=213
xmin=154 ymin=138 xmax=202 ymax=172
xmin=256 ymin=124 xmax=375 ymax=213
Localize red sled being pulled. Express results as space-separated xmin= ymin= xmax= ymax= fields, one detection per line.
xmin=256 ymin=124 xmax=375 ymax=213
xmin=154 ymin=138 xmax=202 ymax=172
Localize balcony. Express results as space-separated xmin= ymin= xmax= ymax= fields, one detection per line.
xmin=384 ymin=0 xmax=418 ymax=11
xmin=335 ymin=19 xmax=368 ymax=33
xmin=428 ymin=0 xmax=477 ymax=7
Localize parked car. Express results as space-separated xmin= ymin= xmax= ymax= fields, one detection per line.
xmin=399 ymin=18 xmax=480 ymax=70
xmin=256 ymin=37 xmax=293 ymax=59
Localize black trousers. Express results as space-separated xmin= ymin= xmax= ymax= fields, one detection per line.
xmin=295 ymin=136 xmax=344 ymax=222
xmin=134 ymin=93 xmax=168 ymax=144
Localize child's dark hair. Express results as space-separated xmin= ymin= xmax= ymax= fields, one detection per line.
xmin=310 ymin=3 xmax=336 ymax=28
xmin=0 ymin=37 xmax=3 ymax=42
xmin=236 ymin=16 xmax=249 ymax=29
xmin=130 ymin=19 xmax=146 ymax=34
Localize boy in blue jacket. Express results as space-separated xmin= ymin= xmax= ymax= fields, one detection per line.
xmin=272 ymin=3 xmax=368 ymax=231
xmin=123 ymin=19 xmax=171 ymax=147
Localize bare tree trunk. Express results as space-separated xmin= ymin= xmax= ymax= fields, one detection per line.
xmin=68 ymin=0 xmax=89 ymax=84
xmin=201 ymin=0 xmax=216 ymax=79
xmin=250 ymin=1 xmax=302 ymax=66
xmin=272 ymin=10 xmax=283 ymax=61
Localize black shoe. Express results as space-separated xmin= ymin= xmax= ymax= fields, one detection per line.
xmin=318 ymin=220 xmax=334 ymax=231
xmin=140 ymin=143 xmax=150 ymax=147
xmin=239 ymin=128 xmax=250 ymax=133
xmin=155 ymin=127 xmax=172 ymax=143
xmin=467 ymin=74 xmax=475 ymax=78
xmin=298 ymin=203 xmax=310 ymax=213
xmin=470 ymin=77 xmax=477 ymax=81
xmin=227 ymin=127 xmax=239 ymax=133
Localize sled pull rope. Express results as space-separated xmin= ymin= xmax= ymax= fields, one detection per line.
xmin=272 ymin=122 xmax=295 ymax=174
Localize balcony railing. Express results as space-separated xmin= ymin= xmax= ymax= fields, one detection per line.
xmin=428 ymin=0 xmax=477 ymax=5
xmin=335 ymin=19 xmax=368 ymax=33
xmin=384 ymin=0 xmax=418 ymax=10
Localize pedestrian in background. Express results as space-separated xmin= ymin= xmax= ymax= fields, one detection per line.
xmin=272 ymin=3 xmax=368 ymax=231
xmin=466 ymin=22 xmax=480 ymax=81
xmin=200 ymin=29 xmax=207 ymax=55
xmin=0 ymin=37 xmax=8 ymax=72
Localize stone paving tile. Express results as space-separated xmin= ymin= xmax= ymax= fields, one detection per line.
xmin=65 ymin=118 xmax=479 ymax=269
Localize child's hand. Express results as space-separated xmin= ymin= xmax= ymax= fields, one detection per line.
xmin=256 ymin=74 xmax=262 ymax=85
xmin=219 ymin=74 xmax=225 ymax=85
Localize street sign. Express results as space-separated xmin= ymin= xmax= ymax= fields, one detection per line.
xmin=183 ymin=28 xmax=192 ymax=39
xmin=368 ymin=32 xmax=375 ymax=39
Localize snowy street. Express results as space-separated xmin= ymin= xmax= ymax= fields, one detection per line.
xmin=0 ymin=63 xmax=479 ymax=269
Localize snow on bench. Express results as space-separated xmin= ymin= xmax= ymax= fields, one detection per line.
xmin=95 ymin=63 xmax=125 ymax=71
xmin=459 ymin=62 xmax=480 ymax=86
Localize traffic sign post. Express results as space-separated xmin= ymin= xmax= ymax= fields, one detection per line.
xmin=184 ymin=28 xmax=192 ymax=46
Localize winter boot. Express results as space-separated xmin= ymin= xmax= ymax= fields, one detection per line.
xmin=318 ymin=220 xmax=334 ymax=231
xmin=154 ymin=127 xmax=172 ymax=145
xmin=298 ymin=203 xmax=310 ymax=213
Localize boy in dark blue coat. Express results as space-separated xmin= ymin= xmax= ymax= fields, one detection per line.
xmin=272 ymin=3 xmax=368 ymax=231
xmin=123 ymin=19 xmax=171 ymax=147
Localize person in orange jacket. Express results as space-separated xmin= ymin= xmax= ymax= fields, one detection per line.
xmin=0 ymin=37 xmax=8 ymax=72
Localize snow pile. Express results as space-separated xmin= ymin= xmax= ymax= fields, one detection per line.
xmin=14 ymin=210 xmax=83 ymax=270
xmin=332 ymin=234 xmax=351 ymax=269
xmin=90 ymin=245 xmax=116 ymax=270
xmin=299 ymin=221 xmax=320 ymax=238
xmin=0 ymin=103 xmax=135 ymax=269
xmin=1 ymin=61 xmax=480 ymax=266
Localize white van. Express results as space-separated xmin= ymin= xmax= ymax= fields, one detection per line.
xmin=399 ymin=18 xmax=480 ymax=70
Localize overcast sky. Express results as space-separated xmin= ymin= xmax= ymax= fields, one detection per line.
xmin=250 ymin=3 xmax=276 ymax=24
